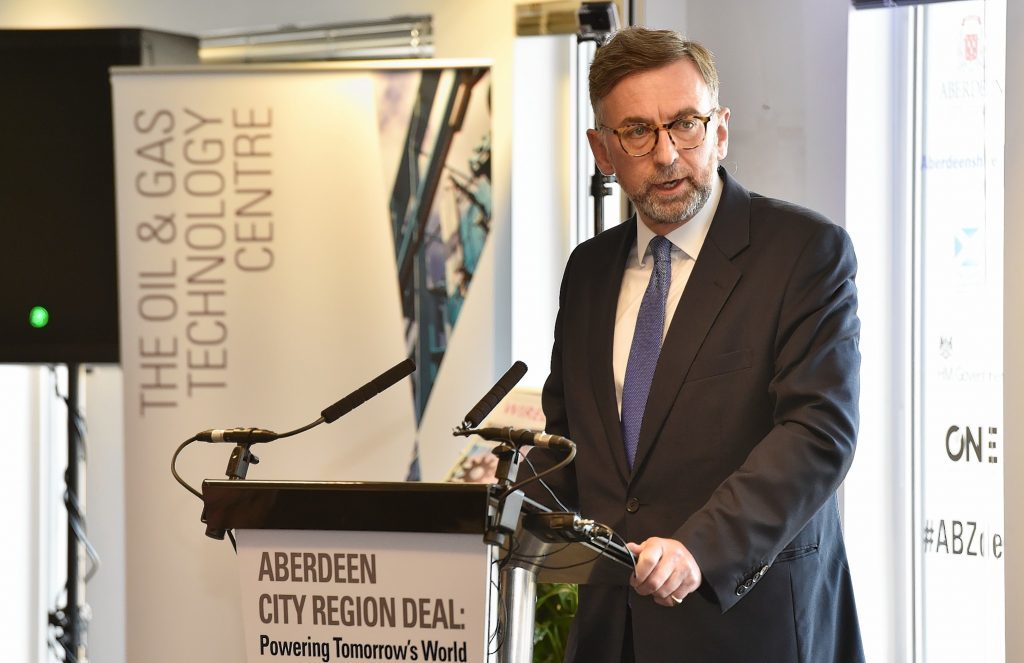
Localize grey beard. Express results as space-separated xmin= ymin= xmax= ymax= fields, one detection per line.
xmin=635 ymin=178 xmax=712 ymax=226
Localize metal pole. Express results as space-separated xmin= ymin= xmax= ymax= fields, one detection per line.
xmin=591 ymin=168 xmax=614 ymax=236
xmin=498 ymin=565 xmax=539 ymax=663
xmin=65 ymin=362 xmax=86 ymax=661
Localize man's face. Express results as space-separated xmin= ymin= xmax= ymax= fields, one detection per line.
xmin=587 ymin=58 xmax=730 ymax=234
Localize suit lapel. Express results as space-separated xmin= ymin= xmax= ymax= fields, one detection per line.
xmin=588 ymin=220 xmax=636 ymax=485
xmin=631 ymin=168 xmax=751 ymax=476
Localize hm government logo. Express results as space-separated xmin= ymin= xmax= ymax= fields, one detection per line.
xmin=938 ymin=336 xmax=953 ymax=360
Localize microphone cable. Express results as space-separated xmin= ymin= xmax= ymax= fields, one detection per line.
xmin=520 ymin=452 xmax=574 ymax=513
xmin=171 ymin=437 xmax=202 ymax=501
xmin=496 ymin=439 xmax=576 ymax=503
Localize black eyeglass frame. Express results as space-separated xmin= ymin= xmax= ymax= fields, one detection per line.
xmin=599 ymin=109 xmax=719 ymax=157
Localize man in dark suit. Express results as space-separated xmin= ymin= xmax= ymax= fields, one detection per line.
xmin=531 ymin=27 xmax=864 ymax=662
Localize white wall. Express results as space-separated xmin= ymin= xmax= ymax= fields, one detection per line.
xmin=644 ymin=0 xmax=849 ymax=225
xmin=82 ymin=366 xmax=126 ymax=663
xmin=843 ymin=8 xmax=914 ymax=661
xmin=511 ymin=34 xmax=576 ymax=388
xmin=0 ymin=367 xmax=42 ymax=663
xmin=1003 ymin=0 xmax=1022 ymax=658
xmin=0 ymin=366 xmax=98 ymax=663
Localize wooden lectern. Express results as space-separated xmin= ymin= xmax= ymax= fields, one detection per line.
xmin=202 ymin=480 xmax=632 ymax=663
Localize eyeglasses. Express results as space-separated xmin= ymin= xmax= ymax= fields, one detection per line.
xmin=600 ymin=110 xmax=718 ymax=157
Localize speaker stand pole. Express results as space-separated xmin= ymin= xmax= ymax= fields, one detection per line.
xmin=590 ymin=167 xmax=615 ymax=236
xmin=50 ymin=362 xmax=87 ymax=662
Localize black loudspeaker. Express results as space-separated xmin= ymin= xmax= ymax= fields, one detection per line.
xmin=0 ymin=28 xmax=198 ymax=364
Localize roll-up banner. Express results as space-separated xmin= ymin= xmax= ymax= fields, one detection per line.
xmin=916 ymin=4 xmax=1005 ymax=660
xmin=111 ymin=61 xmax=494 ymax=663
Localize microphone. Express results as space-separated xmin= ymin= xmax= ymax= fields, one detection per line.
xmin=196 ymin=427 xmax=279 ymax=444
xmin=321 ymin=358 xmax=416 ymax=423
xmin=460 ymin=361 xmax=528 ymax=429
xmin=180 ymin=358 xmax=418 ymax=487
xmin=191 ymin=358 xmax=416 ymax=444
xmin=457 ymin=426 xmax=574 ymax=451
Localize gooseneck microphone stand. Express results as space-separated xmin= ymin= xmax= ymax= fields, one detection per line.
xmin=487 ymin=443 xmax=532 ymax=663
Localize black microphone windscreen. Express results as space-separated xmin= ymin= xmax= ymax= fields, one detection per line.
xmin=462 ymin=360 xmax=528 ymax=428
xmin=321 ymin=358 xmax=416 ymax=423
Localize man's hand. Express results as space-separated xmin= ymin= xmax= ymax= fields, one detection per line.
xmin=626 ymin=537 xmax=702 ymax=607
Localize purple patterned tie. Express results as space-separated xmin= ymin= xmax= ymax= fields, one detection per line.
xmin=621 ymin=235 xmax=673 ymax=469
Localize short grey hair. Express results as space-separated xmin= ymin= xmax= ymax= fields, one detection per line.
xmin=589 ymin=27 xmax=720 ymax=120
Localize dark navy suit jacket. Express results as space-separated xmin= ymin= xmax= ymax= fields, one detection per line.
xmin=532 ymin=167 xmax=865 ymax=662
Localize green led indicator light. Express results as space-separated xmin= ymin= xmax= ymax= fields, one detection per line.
xmin=29 ymin=306 xmax=50 ymax=329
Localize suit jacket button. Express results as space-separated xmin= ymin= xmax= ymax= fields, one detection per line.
xmin=735 ymin=585 xmax=747 ymax=596
xmin=744 ymin=579 xmax=754 ymax=589
xmin=626 ymin=498 xmax=640 ymax=513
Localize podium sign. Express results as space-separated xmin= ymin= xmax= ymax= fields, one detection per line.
xmin=200 ymin=479 xmax=633 ymax=662
xmin=235 ymin=528 xmax=493 ymax=663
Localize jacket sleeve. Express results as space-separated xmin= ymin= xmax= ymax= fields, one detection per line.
xmin=676 ymin=222 xmax=861 ymax=612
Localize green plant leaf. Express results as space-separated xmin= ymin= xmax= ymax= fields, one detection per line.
xmin=532 ymin=583 xmax=578 ymax=662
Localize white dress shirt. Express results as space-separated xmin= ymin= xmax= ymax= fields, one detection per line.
xmin=612 ymin=172 xmax=724 ymax=415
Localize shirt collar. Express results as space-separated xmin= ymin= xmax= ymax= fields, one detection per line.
xmin=635 ymin=169 xmax=724 ymax=265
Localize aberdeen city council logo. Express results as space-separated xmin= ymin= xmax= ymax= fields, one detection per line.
xmin=960 ymin=15 xmax=982 ymax=65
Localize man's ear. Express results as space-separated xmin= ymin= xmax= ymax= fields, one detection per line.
xmin=587 ymin=128 xmax=615 ymax=176
xmin=715 ymin=106 xmax=730 ymax=160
